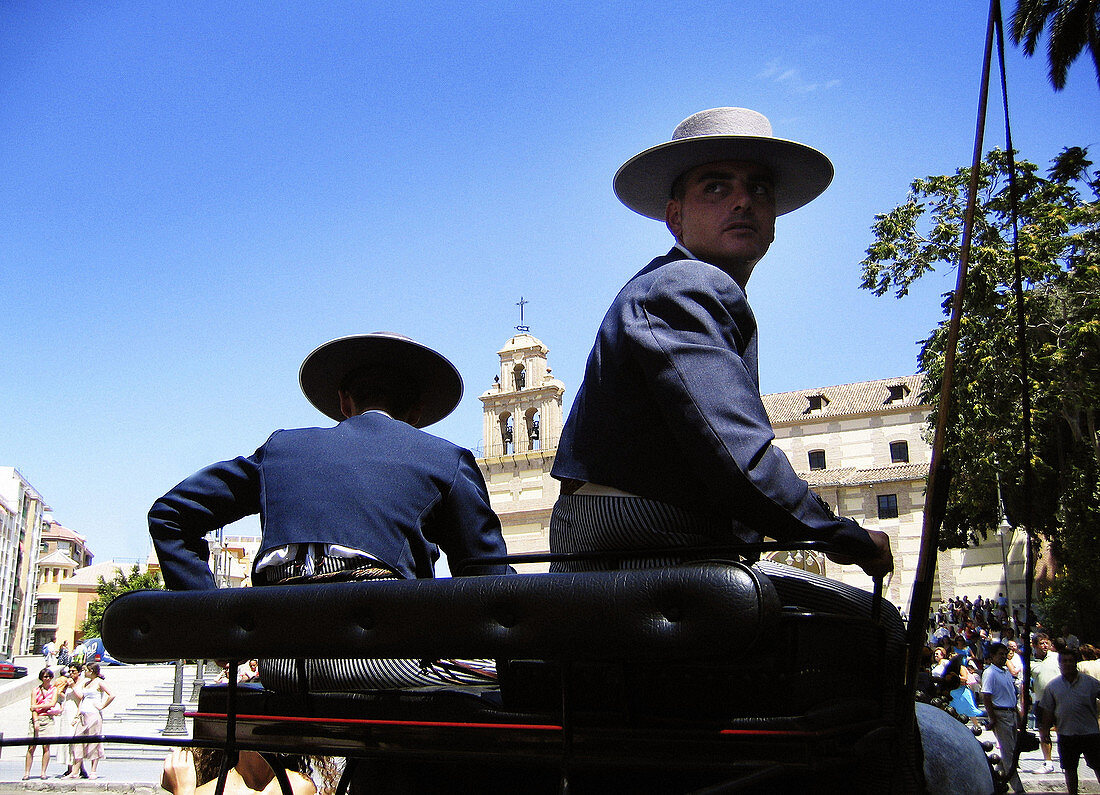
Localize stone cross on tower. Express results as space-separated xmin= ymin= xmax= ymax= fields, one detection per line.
xmin=515 ymin=297 xmax=530 ymax=333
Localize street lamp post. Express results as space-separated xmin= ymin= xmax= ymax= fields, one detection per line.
xmin=997 ymin=522 xmax=1011 ymax=609
xmin=995 ymin=472 xmax=1014 ymax=617
xmin=162 ymin=658 xmax=188 ymax=736
xmin=190 ymin=659 xmax=206 ymax=701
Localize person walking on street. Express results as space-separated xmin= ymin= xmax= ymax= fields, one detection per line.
xmin=73 ymin=662 xmax=114 ymax=778
xmin=41 ymin=637 xmax=57 ymax=671
xmin=55 ymin=640 xmax=71 ymax=673
xmin=982 ymin=642 xmax=1026 ymax=794
xmin=24 ymin=668 xmax=59 ymax=780
xmin=57 ymin=665 xmax=88 ymax=779
xmin=1032 ymin=633 xmax=1061 ymax=772
xmin=1038 ymin=648 xmax=1100 ymax=795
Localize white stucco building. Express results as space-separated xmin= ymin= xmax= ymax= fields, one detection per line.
xmin=762 ymin=375 xmax=1030 ymax=616
xmin=0 ymin=467 xmax=47 ymax=654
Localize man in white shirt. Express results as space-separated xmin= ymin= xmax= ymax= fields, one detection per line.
xmin=1032 ymin=634 xmax=1061 ymax=772
xmin=982 ymin=642 xmax=1026 ymax=794
xmin=1038 ymin=649 xmax=1100 ymax=795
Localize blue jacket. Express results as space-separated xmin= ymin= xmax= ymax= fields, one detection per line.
xmin=150 ymin=411 xmax=509 ymax=590
xmin=551 ymin=248 xmax=874 ymax=557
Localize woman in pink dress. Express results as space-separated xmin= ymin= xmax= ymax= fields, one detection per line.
xmin=25 ymin=668 xmax=59 ymax=780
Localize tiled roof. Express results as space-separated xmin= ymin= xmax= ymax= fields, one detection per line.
xmin=795 ymin=463 xmax=928 ymax=488
xmin=64 ymin=562 xmax=144 ymax=586
xmin=801 ymin=467 xmax=858 ymax=487
xmin=42 ymin=522 xmax=87 ymax=543
xmin=38 ymin=549 xmax=78 ymax=567
xmin=846 ymin=463 xmax=929 ymax=485
xmin=763 ymin=374 xmax=927 ymax=425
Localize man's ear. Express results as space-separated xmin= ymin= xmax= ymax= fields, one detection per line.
xmin=338 ymin=390 xmax=357 ymax=419
xmin=665 ymin=198 xmax=682 ymax=240
xmin=403 ymin=402 xmax=424 ymax=427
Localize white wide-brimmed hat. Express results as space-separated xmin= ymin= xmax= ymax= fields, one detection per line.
xmin=613 ymin=107 xmax=834 ymax=220
xmin=299 ymin=332 xmax=463 ymax=428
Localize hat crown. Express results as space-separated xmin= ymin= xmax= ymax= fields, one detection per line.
xmin=671 ymin=107 xmax=773 ymax=141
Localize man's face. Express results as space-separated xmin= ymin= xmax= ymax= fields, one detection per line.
xmin=992 ymin=647 xmax=1009 ymax=667
xmin=1059 ymin=653 xmax=1078 ymax=679
xmin=665 ymin=160 xmax=777 ymax=287
xmin=1040 ymin=637 xmax=1054 ymax=654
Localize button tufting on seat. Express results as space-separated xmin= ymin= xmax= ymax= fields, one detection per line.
xmin=660 ymin=604 xmax=683 ymax=622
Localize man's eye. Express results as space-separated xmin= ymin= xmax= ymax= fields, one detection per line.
xmin=703 ymin=182 xmax=727 ymax=195
xmin=751 ymin=183 xmax=773 ymax=196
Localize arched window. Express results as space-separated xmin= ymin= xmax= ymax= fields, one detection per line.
xmin=525 ymin=408 xmax=541 ymax=451
xmin=513 ymin=364 xmax=526 ymax=390
xmin=498 ymin=412 xmax=514 ymax=455
xmin=889 ymin=440 xmax=910 ymax=463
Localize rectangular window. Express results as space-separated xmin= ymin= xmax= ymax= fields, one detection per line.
xmin=808 ymin=450 xmax=826 ymax=471
xmin=877 ymin=494 xmax=899 ymax=520
xmin=890 ymin=441 xmax=910 ymax=463
xmin=35 ymin=598 xmax=59 ymax=625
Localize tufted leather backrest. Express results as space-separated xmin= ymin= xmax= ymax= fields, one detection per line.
xmin=102 ymin=562 xmax=778 ymax=664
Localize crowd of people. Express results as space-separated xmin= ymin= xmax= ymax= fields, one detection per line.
xmin=24 ymin=660 xmax=115 ymax=780
xmin=924 ymin=594 xmax=1100 ymax=795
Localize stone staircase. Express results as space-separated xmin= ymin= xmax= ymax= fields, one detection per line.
xmin=102 ymin=667 xmax=207 ymax=760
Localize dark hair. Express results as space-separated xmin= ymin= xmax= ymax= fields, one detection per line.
xmin=38 ymin=668 xmax=53 ymax=682
xmin=192 ymin=749 xmax=340 ymax=794
xmin=670 ymin=171 xmax=689 ymax=203
xmin=988 ymin=642 xmax=1007 ymax=657
xmin=1060 ymin=647 xmax=1081 ymax=663
xmin=339 ymin=364 xmax=421 ymax=418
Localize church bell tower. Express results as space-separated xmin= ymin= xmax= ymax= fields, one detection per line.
xmin=476 ymin=301 xmax=565 ymax=567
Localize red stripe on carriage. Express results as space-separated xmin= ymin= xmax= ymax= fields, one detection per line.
xmin=186 ymin=712 xmax=563 ymax=731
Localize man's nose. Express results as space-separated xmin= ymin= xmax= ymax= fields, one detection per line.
xmin=725 ymin=183 xmax=752 ymax=211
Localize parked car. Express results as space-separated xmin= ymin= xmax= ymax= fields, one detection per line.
xmin=0 ymin=653 xmax=28 ymax=679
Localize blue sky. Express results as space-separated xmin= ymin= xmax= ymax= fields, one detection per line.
xmin=2 ymin=1 xmax=1097 ymax=563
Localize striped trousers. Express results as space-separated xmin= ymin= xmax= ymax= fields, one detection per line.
xmin=549 ymin=493 xmax=739 ymax=571
xmin=256 ymin=556 xmax=496 ymax=691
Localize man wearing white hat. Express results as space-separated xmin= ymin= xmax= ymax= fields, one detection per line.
xmin=550 ymin=108 xmax=892 ymax=579
xmin=150 ymin=332 xmax=509 ymax=689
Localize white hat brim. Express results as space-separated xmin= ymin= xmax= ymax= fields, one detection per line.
xmin=614 ymin=135 xmax=834 ymax=219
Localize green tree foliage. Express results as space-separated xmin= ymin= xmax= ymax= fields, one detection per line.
xmin=861 ymin=147 xmax=1100 ymax=636
xmin=1011 ymin=0 xmax=1100 ymax=90
xmin=79 ymin=565 xmax=162 ymax=640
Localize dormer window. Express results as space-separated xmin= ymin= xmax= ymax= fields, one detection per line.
xmin=886 ymin=384 xmax=910 ymax=404
xmin=806 ymin=394 xmax=829 ymax=413
xmin=808 ymin=450 xmax=827 ymax=470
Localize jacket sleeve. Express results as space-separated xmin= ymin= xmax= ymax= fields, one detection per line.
xmin=634 ymin=262 xmax=874 ymax=557
xmin=427 ymin=449 xmax=510 ymax=576
xmin=148 ymin=450 xmax=265 ymax=590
